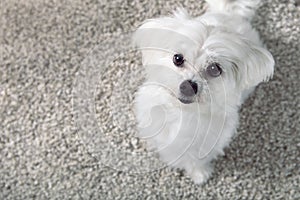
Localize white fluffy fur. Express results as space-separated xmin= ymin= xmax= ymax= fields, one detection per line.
xmin=133 ymin=0 xmax=274 ymax=184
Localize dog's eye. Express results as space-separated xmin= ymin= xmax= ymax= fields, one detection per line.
xmin=173 ymin=54 xmax=184 ymax=67
xmin=206 ymin=63 xmax=222 ymax=77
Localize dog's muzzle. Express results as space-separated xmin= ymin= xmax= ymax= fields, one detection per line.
xmin=180 ymin=80 xmax=198 ymax=96
xmin=178 ymin=80 xmax=199 ymax=104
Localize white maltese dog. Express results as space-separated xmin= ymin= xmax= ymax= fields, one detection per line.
xmin=133 ymin=0 xmax=274 ymax=184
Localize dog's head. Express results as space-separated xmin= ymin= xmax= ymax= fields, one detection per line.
xmin=133 ymin=9 xmax=274 ymax=106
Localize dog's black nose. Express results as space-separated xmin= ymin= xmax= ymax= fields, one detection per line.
xmin=179 ymin=80 xmax=198 ymax=97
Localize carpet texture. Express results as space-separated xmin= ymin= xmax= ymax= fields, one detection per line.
xmin=0 ymin=0 xmax=299 ymax=199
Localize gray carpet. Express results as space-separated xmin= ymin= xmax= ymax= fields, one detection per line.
xmin=0 ymin=0 xmax=299 ymax=199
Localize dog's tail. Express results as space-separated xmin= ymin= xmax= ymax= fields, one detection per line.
xmin=205 ymin=0 xmax=260 ymax=20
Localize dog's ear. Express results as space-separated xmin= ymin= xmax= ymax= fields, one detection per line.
xmin=239 ymin=43 xmax=274 ymax=89
xmin=204 ymin=32 xmax=274 ymax=89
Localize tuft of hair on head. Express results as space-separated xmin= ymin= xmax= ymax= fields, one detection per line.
xmin=205 ymin=0 xmax=260 ymax=20
xmin=172 ymin=7 xmax=191 ymax=20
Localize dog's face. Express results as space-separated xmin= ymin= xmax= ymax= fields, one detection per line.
xmin=133 ymin=10 xmax=274 ymax=107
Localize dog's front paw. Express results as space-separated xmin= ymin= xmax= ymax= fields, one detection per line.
xmin=189 ymin=166 xmax=212 ymax=184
